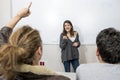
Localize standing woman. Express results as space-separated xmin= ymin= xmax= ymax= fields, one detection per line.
xmin=60 ymin=20 xmax=81 ymax=72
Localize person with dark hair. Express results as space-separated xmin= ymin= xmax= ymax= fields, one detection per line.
xmin=76 ymin=28 xmax=120 ymax=80
xmin=59 ymin=20 xmax=80 ymax=72
xmin=0 ymin=25 xmax=70 ymax=80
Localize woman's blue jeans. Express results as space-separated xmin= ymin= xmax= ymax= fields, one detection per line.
xmin=63 ymin=59 xmax=79 ymax=72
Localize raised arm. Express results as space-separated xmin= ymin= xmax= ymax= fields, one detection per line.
xmin=0 ymin=2 xmax=32 ymax=46
xmin=6 ymin=2 xmax=32 ymax=29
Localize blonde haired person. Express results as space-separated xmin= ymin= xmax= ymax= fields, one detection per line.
xmin=0 ymin=2 xmax=31 ymax=76
xmin=0 ymin=25 xmax=70 ymax=80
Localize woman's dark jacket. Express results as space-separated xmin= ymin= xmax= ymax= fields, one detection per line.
xmin=0 ymin=27 xmax=12 ymax=46
xmin=59 ymin=32 xmax=80 ymax=62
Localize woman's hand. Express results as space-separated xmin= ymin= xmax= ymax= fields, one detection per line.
xmin=73 ymin=42 xmax=78 ymax=47
xmin=17 ymin=2 xmax=32 ymax=18
xmin=63 ymin=36 xmax=67 ymax=39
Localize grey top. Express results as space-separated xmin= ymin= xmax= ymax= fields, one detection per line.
xmin=0 ymin=27 xmax=12 ymax=46
xmin=76 ymin=63 xmax=120 ymax=80
xmin=59 ymin=32 xmax=80 ymax=62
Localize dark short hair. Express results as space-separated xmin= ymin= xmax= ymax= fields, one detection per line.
xmin=96 ymin=28 xmax=120 ymax=64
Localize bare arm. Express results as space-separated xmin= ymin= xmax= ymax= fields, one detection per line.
xmin=5 ymin=2 xmax=32 ymax=29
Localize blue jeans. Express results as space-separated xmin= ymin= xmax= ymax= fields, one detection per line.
xmin=63 ymin=59 xmax=79 ymax=72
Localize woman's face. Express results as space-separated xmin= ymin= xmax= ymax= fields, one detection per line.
xmin=64 ymin=23 xmax=72 ymax=32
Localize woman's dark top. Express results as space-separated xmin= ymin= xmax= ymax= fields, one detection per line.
xmin=0 ymin=27 xmax=12 ymax=46
xmin=59 ymin=32 xmax=80 ymax=62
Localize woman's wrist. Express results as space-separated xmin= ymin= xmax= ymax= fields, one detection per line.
xmin=16 ymin=14 xmax=23 ymax=19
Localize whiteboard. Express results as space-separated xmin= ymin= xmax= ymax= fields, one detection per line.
xmin=12 ymin=0 xmax=120 ymax=44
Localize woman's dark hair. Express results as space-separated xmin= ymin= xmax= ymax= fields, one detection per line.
xmin=62 ymin=20 xmax=74 ymax=37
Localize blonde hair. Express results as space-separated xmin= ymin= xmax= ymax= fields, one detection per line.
xmin=0 ymin=25 xmax=42 ymax=80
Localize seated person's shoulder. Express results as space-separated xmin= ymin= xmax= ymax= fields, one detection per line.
xmin=77 ymin=63 xmax=99 ymax=71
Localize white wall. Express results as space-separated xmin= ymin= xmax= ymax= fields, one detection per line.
xmin=0 ymin=0 xmax=11 ymax=28
xmin=0 ymin=0 xmax=98 ymax=72
xmin=12 ymin=0 xmax=120 ymax=45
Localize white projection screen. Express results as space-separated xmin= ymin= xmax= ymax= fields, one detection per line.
xmin=12 ymin=0 xmax=120 ymax=44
